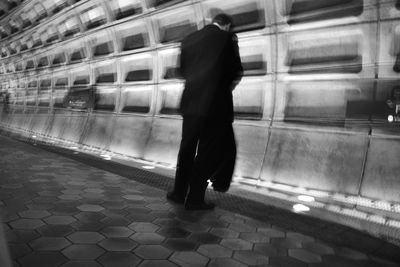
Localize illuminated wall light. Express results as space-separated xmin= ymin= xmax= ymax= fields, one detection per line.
xmin=117 ymin=0 xmax=133 ymax=9
xmin=273 ymin=183 xmax=295 ymax=192
xmin=327 ymin=205 xmax=341 ymax=213
xmin=387 ymin=220 xmax=400 ymax=229
xmin=332 ymin=193 xmax=347 ymax=202
xmin=342 ymin=208 xmax=368 ymax=219
xmin=293 ymin=204 xmax=310 ymax=213
xmin=306 ymin=189 xmax=330 ymax=198
xmin=374 ymin=201 xmax=392 ymax=211
xmin=297 ymin=195 xmax=315 ymax=202
xmin=388 ymin=115 xmax=394 ymax=123
xmin=368 ymin=215 xmax=386 ymax=225
xmin=393 ymin=205 xmax=400 ymax=213
xmin=142 ymin=165 xmax=155 ymax=170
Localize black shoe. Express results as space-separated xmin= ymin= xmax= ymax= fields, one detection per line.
xmin=167 ymin=192 xmax=185 ymax=204
xmin=185 ymin=201 xmax=215 ymax=211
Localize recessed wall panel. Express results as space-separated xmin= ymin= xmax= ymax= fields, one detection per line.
xmin=109 ymin=115 xmax=153 ymax=158
xmin=114 ymin=19 xmax=152 ymax=54
xmin=87 ymin=28 xmax=116 ymax=59
xmin=379 ymin=21 xmax=400 ymax=78
xmin=201 ymin=0 xmax=268 ymax=33
xmin=156 ymin=82 xmax=183 ymax=116
xmin=261 ymin=127 xmax=367 ymax=194
xmin=120 ymin=85 xmax=154 ymax=114
xmin=108 ymin=0 xmax=144 ymax=20
xmin=152 ymin=5 xmax=199 ymax=45
xmin=275 ymin=0 xmax=377 ymax=26
xmin=94 ymin=86 xmax=117 ymax=112
xmin=274 ymin=79 xmax=375 ymax=125
xmin=277 ymin=23 xmax=377 ymax=79
xmin=120 ymin=53 xmax=155 ymax=84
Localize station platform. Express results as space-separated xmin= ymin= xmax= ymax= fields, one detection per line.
xmin=0 ymin=133 xmax=400 ymax=267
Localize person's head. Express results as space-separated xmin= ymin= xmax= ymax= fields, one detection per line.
xmin=212 ymin=13 xmax=233 ymax=32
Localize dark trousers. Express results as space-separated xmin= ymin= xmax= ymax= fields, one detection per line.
xmin=173 ymin=115 xmax=236 ymax=203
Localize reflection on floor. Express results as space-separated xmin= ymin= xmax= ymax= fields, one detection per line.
xmin=0 ymin=134 xmax=399 ymax=267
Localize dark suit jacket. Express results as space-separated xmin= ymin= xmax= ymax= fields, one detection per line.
xmin=179 ymin=24 xmax=243 ymax=122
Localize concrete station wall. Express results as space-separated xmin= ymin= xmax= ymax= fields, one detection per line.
xmin=1 ymin=0 xmax=400 ymax=243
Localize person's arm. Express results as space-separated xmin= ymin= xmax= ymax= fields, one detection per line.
xmin=229 ymin=33 xmax=243 ymax=91
xmin=179 ymin=41 xmax=186 ymax=80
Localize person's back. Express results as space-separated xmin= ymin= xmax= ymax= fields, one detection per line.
xmin=179 ymin=23 xmax=240 ymax=121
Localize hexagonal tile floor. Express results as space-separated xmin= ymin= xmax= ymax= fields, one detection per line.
xmin=0 ymin=134 xmax=400 ymax=267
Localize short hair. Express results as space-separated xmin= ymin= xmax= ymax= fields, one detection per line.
xmin=212 ymin=13 xmax=233 ymax=27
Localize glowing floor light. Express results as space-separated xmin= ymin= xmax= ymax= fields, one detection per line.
xmin=100 ymin=154 xmax=112 ymax=160
xmin=293 ymin=204 xmax=310 ymax=213
xmin=142 ymin=165 xmax=155 ymax=170
xmin=297 ymin=195 xmax=315 ymax=202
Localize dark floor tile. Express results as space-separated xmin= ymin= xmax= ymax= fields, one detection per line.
xmin=101 ymin=226 xmax=134 ymax=238
xmin=100 ymin=215 xmax=131 ymax=226
xmin=74 ymin=212 xmax=106 ymax=223
xmin=254 ymin=243 xmax=286 ymax=256
xmin=271 ymin=237 xmax=303 ymax=249
xmin=197 ymin=244 xmax=233 ymax=258
xmin=124 ymin=207 xmax=151 ymax=215
xmin=18 ymin=210 xmax=51 ymax=219
xmin=220 ymin=238 xmax=253 ymax=251
xmin=239 ymin=232 xmax=270 ymax=243
xmin=129 ymin=222 xmax=160 ymax=233
xmin=77 ymin=204 xmax=104 ymax=212
xmin=71 ymin=221 xmax=105 ymax=231
xmin=36 ymin=224 xmax=75 ymax=237
xmin=44 ymin=215 xmax=77 ymax=225
xmin=29 ymin=237 xmax=71 ymax=251
xmin=302 ymin=241 xmax=335 ymax=255
xmin=125 ymin=213 xmax=156 ymax=222
xmin=9 ymin=219 xmax=45 ymax=230
xmin=181 ymin=222 xmax=210 ymax=233
xmin=62 ymin=244 xmax=105 ymax=260
xmin=188 ymin=232 xmax=221 ymax=244
xmin=18 ymin=252 xmax=68 ymax=267
xmin=153 ymin=218 xmax=182 ymax=227
xmin=50 ymin=204 xmax=81 ymax=216
xmin=269 ymin=255 xmax=308 ymax=267
xmin=157 ymin=227 xmax=190 ymax=238
xmin=201 ymin=219 xmax=229 ymax=228
xmin=210 ymin=228 xmax=239 ymax=239
xmin=8 ymin=243 xmax=32 ymax=260
xmin=6 ymin=229 xmax=40 ymax=243
xmin=163 ymin=238 xmax=198 ymax=251
xmin=208 ymin=258 xmax=248 ymax=267
xmin=233 ymin=250 xmax=269 ymax=266
xmin=67 ymin=231 xmax=105 ymax=244
xmin=60 ymin=261 xmax=103 ymax=267
xmin=102 ymin=201 xmax=128 ymax=210
xmin=134 ymin=245 xmax=172 ymax=259
xmin=99 ymin=237 xmax=138 ymax=251
xmin=170 ymin=251 xmax=209 ymax=267
xmin=98 ymin=252 xmax=142 ymax=267
xmin=130 ymin=233 xmax=165 ymax=245
xmin=289 ymin=249 xmax=322 ymax=263
xmin=138 ymin=260 xmax=178 ymax=267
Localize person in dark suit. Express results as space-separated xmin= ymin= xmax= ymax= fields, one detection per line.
xmin=167 ymin=13 xmax=243 ymax=210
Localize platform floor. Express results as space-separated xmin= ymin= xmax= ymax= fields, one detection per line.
xmin=0 ymin=134 xmax=399 ymax=267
